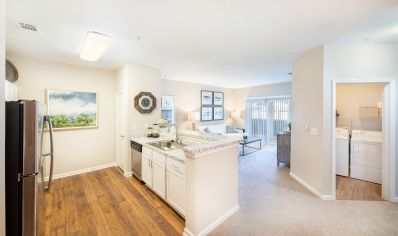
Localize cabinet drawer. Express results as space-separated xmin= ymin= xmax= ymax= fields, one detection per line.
xmin=167 ymin=158 xmax=185 ymax=175
xmin=142 ymin=146 xmax=152 ymax=157
xmin=153 ymin=151 xmax=166 ymax=164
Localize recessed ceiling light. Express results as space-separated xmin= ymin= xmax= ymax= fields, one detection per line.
xmin=80 ymin=31 xmax=112 ymax=61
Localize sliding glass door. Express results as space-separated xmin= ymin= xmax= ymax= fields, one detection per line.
xmin=246 ymin=96 xmax=291 ymax=144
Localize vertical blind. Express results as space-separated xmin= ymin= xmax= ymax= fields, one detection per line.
xmin=246 ymin=96 xmax=291 ymax=144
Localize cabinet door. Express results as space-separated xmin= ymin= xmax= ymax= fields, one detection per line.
xmin=166 ymin=168 xmax=185 ymax=216
xmin=152 ymin=160 xmax=166 ymax=199
xmin=142 ymin=155 xmax=152 ymax=187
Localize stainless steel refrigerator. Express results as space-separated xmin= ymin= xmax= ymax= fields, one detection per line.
xmin=5 ymin=100 xmax=54 ymax=236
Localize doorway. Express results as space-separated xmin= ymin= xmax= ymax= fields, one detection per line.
xmin=246 ymin=96 xmax=291 ymax=144
xmin=332 ymin=79 xmax=396 ymax=202
xmin=116 ymin=92 xmax=126 ymax=171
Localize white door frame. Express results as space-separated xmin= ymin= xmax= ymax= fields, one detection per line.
xmin=115 ymin=91 xmax=127 ymax=174
xmin=331 ymin=78 xmax=396 ymax=202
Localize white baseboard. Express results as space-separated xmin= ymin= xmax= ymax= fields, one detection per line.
xmin=290 ymin=172 xmax=333 ymax=200
xmin=393 ymin=197 xmax=398 ymax=203
xmin=44 ymin=163 xmax=116 ymax=181
xmin=183 ymin=228 xmax=195 ymax=236
xmin=124 ymin=171 xmax=132 ymax=177
xmin=183 ymin=205 xmax=239 ymax=236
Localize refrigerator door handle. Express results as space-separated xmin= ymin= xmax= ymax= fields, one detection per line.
xmin=42 ymin=115 xmax=55 ymax=193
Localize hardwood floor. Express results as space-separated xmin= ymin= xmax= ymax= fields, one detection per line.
xmin=38 ymin=167 xmax=184 ymax=236
xmin=336 ymin=175 xmax=382 ymax=201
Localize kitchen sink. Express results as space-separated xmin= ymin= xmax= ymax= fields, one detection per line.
xmin=148 ymin=140 xmax=187 ymax=151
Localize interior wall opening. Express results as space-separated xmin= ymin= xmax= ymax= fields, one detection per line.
xmin=335 ymin=83 xmax=385 ymax=201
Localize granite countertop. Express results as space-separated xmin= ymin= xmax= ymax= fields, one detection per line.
xmin=131 ymin=130 xmax=241 ymax=161
xmin=130 ymin=134 xmax=187 ymax=163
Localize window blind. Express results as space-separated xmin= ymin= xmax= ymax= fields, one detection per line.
xmin=246 ymin=96 xmax=291 ymax=144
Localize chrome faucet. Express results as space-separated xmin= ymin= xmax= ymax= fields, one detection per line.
xmin=170 ymin=123 xmax=181 ymax=144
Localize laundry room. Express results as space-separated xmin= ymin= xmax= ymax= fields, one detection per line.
xmin=335 ymin=83 xmax=384 ymax=201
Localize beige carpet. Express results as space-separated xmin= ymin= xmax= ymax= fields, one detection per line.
xmin=210 ymin=145 xmax=398 ymax=236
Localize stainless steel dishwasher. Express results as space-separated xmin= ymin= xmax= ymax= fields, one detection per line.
xmin=131 ymin=141 xmax=142 ymax=180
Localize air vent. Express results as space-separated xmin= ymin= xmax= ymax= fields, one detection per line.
xmin=19 ymin=22 xmax=38 ymax=32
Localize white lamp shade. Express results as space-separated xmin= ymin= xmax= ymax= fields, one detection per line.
xmin=188 ymin=111 xmax=200 ymax=121
xmin=231 ymin=111 xmax=240 ymax=119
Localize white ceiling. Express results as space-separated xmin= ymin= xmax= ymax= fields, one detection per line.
xmin=5 ymin=0 xmax=398 ymax=88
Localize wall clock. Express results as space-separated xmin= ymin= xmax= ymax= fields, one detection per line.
xmin=134 ymin=92 xmax=157 ymax=113
xmin=6 ymin=59 xmax=19 ymax=83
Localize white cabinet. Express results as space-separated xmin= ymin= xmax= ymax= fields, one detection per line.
xmin=152 ymin=160 xmax=166 ymax=199
xmin=166 ymin=159 xmax=186 ymax=216
xmin=142 ymin=154 xmax=152 ymax=187
xmin=141 ymin=149 xmax=167 ymax=200
xmin=141 ymin=145 xmax=185 ymax=216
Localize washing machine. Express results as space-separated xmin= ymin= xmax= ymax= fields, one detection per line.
xmin=350 ymin=130 xmax=382 ymax=184
xmin=336 ymin=127 xmax=350 ymax=176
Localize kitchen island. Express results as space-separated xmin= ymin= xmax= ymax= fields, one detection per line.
xmin=131 ymin=131 xmax=240 ymax=236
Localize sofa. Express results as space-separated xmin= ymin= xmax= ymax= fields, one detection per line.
xmin=196 ymin=124 xmax=247 ymax=139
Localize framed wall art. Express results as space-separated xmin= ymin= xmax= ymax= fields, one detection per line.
xmin=213 ymin=106 xmax=224 ymax=120
xmin=201 ymin=106 xmax=213 ymax=121
xmin=47 ymin=89 xmax=98 ymax=130
xmin=201 ymin=90 xmax=213 ymax=106
xmin=213 ymin=92 xmax=224 ymax=106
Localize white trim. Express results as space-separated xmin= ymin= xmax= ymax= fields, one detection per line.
xmin=44 ymin=163 xmax=116 ymax=181
xmin=124 ymin=171 xmax=132 ymax=177
xmin=290 ymin=172 xmax=333 ymax=200
xmin=331 ymin=78 xmax=396 ymax=202
xmin=183 ymin=205 xmax=240 ymax=236
xmin=183 ymin=228 xmax=195 ymax=236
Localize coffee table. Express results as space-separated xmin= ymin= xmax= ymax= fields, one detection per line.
xmin=239 ymin=138 xmax=262 ymax=156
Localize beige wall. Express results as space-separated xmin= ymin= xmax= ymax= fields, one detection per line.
xmin=336 ymin=83 xmax=383 ymax=132
xmin=7 ymin=54 xmax=117 ymax=176
xmin=292 ymin=43 xmax=398 ymax=199
xmin=324 ymin=43 xmax=398 ymax=197
xmin=232 ymin=82 xmax=291 ymax=128
xmin=116 ymin=64 xmax=162 ymax=174
xmin=162 ymin=79 xmax=234 ymax=130
xmin=291 ymin=46 xmax=325 ymax=195
xmin=0 ymin=0 xmax=5 ymax=231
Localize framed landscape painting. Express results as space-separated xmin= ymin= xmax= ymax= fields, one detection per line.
xmin=47 ymin=89 xmax=98 ymax=130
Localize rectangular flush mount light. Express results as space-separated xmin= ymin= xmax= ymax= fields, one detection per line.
xmin=80 ymin=31 xmax=112 ymax=61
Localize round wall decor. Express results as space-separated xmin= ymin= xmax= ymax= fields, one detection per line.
xmin=6 ymin=59 xmax=19 ymax=83
xmin=134 ymin=92 xmax=156 ymax=113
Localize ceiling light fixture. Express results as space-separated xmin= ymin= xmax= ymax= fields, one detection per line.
xmin=80 ymin=31 xmax=112 ymax=61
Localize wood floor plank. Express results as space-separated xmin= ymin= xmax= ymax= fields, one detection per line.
xmin=105 ymin=168 xmax=168 ymax=236
xmin=107 ymin=167 xmax=182 ymax=236
xmin=336 ymin=176 xmax=382 ymax=201
xmin=38 ymin=166 xmax=185 ymax=236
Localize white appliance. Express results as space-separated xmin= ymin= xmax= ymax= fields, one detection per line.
xmin=350 ymin=130 xmax=382 ymax=184
xmin=336 ymin=127 xmax=350 ymax=176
